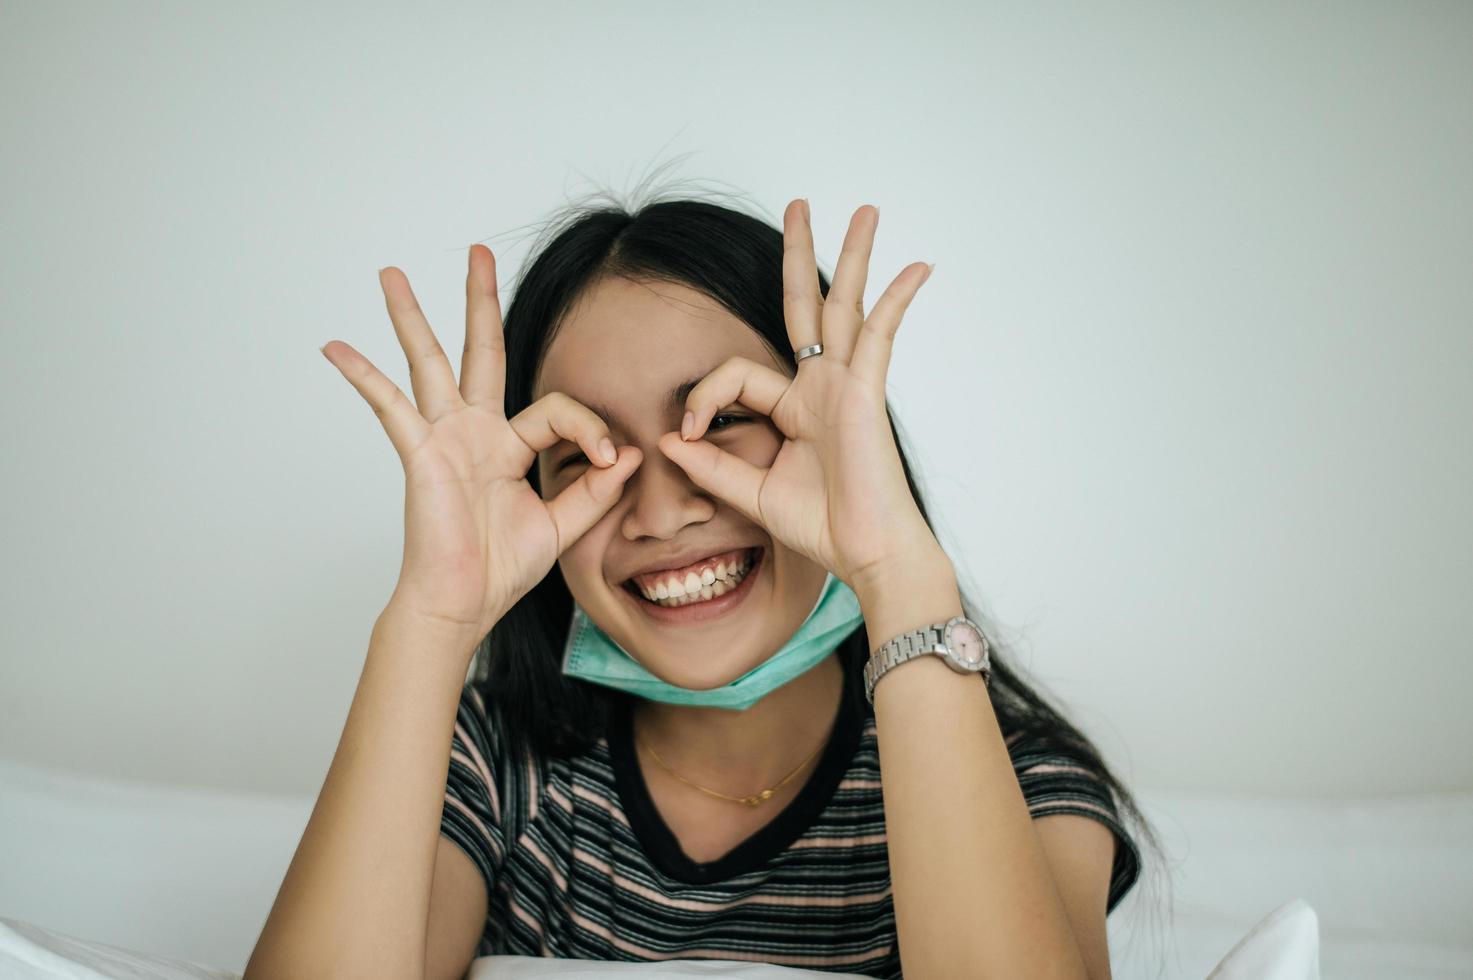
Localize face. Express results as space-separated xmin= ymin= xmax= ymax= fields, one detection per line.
xmin=533 ymin=275 xmax=829 ymax=691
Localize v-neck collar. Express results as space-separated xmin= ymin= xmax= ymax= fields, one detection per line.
xmin=608 ymin=666 xmax=867 ymax=885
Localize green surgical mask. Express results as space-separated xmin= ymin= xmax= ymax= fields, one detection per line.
xmin=560 ymin=571 xmax=865 ymax=711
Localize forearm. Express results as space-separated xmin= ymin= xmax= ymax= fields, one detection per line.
xmin=244 ymin=606 xmax=482 ymax=980
xmin=862 ymin=549 xmax=1088 ymax=980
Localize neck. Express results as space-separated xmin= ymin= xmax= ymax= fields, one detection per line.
xmin=631 ymin=650 xmax=846 ymax=788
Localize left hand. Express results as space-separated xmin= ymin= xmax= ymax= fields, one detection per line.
xmin=657 ymin=199 xmax=948 ymax=599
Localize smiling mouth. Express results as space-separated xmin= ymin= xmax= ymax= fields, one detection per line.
xmin=622 ymin=546 xmax=763 ymax=607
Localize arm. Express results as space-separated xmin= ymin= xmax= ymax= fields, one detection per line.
xmin=243 ymin=606 xmax=483 ymax=980
xmin=1034 ymin=814 xmax=1120 ymax=980
xmin=862 ymin=545 xmax=1108 ymax=980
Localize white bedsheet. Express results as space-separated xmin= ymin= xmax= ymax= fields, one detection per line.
xmin=1 ymin=757 xmax=1469 ymax=978
xmin=0 ymin=914 xmax=872 ymax=980
xmin=0 ymin=904 xmax=1322 ymax=980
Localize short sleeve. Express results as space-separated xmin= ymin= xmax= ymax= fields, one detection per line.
xmin=440 ymin=682 xmax=510 ymax=901
xmin=1007 ymin=731 xmax=1143 ymax=914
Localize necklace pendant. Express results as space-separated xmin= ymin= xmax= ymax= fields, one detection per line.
xmin=741 ymin=788 xmax=775 ymax=806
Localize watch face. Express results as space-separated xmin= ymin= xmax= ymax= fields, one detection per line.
xmin=948 ymin=621 xmax=987 ymax=668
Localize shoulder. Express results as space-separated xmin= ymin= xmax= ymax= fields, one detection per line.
xmin=448 ymin=682 xmax=549 ymax=820
xmin=451 ymin=683 xmax=506 ymax=775
xmin=1004 ymin=727 xmax=1144 ymax=914
xmin=446 ymin=683 xmax=508 ymax=811
xmin=443 ymin=682 xmax=555 ymax=865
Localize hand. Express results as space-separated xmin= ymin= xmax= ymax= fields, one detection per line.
xmin=321 ymin=246 xmax=642 ymax=641
xmin=657 ymin=200 xmax=947 ymax=598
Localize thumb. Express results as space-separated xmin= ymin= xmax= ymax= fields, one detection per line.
xmin=657 ymin=432 xmax=766 ymax=527
xmin=545 ymin=445 xmax=642 ymax=554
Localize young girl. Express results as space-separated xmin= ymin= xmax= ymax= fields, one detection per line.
xmin=247 ymin=195 xmax=1163 ymax=980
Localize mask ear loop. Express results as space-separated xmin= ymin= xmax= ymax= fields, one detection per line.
xmin=802 ymin=572 xmax=836 ymax=623
xmin=563 ymin=602 xmax=641 ymax=670
xmin=561 ymin=605 xmax=583 ymax=673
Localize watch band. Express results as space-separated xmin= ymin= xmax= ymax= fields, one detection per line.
xmin=863 ymin=617 xmax=991 ymax=705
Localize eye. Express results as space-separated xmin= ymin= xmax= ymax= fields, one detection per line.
xmin=554 ymin=451 xmax=588 ymax=474
xmin=707 ymin=412 xmax=749 ymax=432
xmin=553 ymin=415 xmax=750 ymax=473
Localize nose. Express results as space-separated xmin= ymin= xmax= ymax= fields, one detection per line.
xmin=619 ymin=440 xmax=716 ymax=541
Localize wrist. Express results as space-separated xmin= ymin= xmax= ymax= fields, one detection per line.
xmin=376 ymin=601 xmax=488 ymax=660
xmin=849 ymin=536 xmax=955 ymax=608
xmin=853 ymin=549 xmax=964 ymax=657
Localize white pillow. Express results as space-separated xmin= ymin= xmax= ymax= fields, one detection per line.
xmin=0 ymin=916 xmax=240 ymax=980
xmin=1205 ymin=898 xmax=1321 ymax=980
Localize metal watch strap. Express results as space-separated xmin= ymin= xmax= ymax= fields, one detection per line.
xmin=863 ymin=620 xmax=992 ymax=704
xmin=860 ymin=618 xmax=989 ymax=704
xmin=864 ymin=625 xmax=944 ymax=704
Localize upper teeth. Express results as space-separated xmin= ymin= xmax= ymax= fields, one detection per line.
xmin=636 ymin=553 xmax=753 ymax=602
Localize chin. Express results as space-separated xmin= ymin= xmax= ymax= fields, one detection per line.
xmin=637 ymin=652 xmax=768 ymax=694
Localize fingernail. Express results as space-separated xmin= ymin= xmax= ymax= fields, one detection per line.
xmin=681 ymin=411 xmax=693 ymax=440
xmin=599 ymin=437 xmax=617 ymax=464
xmin=801 ymin=198 xmax=811 ymax=223
xmin=922 ymin=262 xmax=935 ymax=284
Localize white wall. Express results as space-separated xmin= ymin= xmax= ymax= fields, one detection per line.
xmin=1 ymin=0 xmax=1468 ymax=799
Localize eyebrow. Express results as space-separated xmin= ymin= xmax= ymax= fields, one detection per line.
xmin=583 ymin=374 xmax=706 ymax=431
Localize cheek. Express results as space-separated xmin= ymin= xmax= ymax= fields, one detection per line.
xmin=556 ymin=535 xmax=606 ymax=594
xmin=553 ymin=527 xmax=618 ymax=604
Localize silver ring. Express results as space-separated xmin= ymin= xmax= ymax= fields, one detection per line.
xmin=795 ymin=343 xmax=824 ymax=362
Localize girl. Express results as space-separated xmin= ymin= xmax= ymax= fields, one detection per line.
xmin=247 ymin=194 xmax=1163 ymax=980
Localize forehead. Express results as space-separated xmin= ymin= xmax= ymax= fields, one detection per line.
xmin=533 ymin=276 xmax=783 ymax=415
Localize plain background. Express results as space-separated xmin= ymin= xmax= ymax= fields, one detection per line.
xmin=2 ymin=1 xmax=1469 ymax=811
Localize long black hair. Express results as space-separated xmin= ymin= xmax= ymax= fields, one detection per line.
xmin=467 ymin=179 xmax=1170 ymax=952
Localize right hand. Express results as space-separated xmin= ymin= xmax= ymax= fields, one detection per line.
xmin=321 ymin=245 xmax=643 ymax=641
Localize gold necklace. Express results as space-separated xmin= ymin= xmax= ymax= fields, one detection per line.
xmin=636 ymin=729 xmax=827 ymax=808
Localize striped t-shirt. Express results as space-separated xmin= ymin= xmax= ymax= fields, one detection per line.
xmin=440 ymin=670 xmax=1142 ymax=978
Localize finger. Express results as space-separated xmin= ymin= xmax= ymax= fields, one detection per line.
xmin=461 ymin=245 xmax=507 ymax=415
xmin=850 ymin=262 xmax=934 ymax=390
xmin=320 ymin=340 xmax=432 ymax=462
xmin=378 ymin=266 xmax=464 ymax=422
xmin=508 ymin=391 xmax=622 ymax=477
xmin=657 ymin=432 xmax=767 ymax=528
xmin=545 ymin=445 xmax=643 ymax=556
xmin=782 ymin=198 xmax=824 ymax=358
xmin=681 ymin=355 xmax=792 ymax=441
xmin=820 ymin=205 xmax=878 ymax=365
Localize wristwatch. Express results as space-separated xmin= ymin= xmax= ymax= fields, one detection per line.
xmin=863 ymin=614 xmax=991 ymax=704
